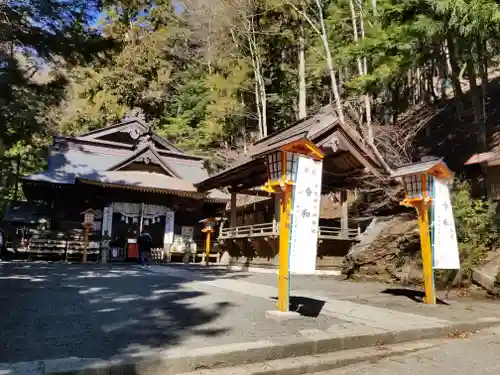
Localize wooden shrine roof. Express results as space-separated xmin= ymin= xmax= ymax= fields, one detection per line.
xmin=22 ymin=115 xmax=228 ymax=202
xmin=196 ymin=104 xmax=384 ymax=193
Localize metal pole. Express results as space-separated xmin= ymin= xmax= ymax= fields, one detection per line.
xmin=277 ymin=184 xmax=291 ymax=312
xmin=205 ymin=231 xmax=211 ymax=265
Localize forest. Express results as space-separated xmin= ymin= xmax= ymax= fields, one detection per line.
xmin=2 ymin=0 xmax=500 ymax=205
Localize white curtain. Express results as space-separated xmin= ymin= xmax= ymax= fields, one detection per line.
xmin=143 ymin=204 xmax=171 ymax=219
xmin=111 ymin=203 xmax=170 ymax=221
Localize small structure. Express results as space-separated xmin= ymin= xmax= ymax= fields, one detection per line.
xmin=80 ymin=209 xmax=96 ymax=264
xmin=391 ymin=158 xmax=454 ymax=304
xmin=199 ymin=217 xmax=221 ymax=264
xmin=196 ymin=104 xmax=385 ymax=274
xmin=465 ymin=151 xmax=500 ymax=198
xmin=22 ymin=114 xmax=228 ymax=262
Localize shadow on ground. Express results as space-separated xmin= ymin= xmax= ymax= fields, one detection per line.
xmin=270 ymin=296 xmax=326 ymax=317
xmin=381 ymin=288 xmax=449 ymax=305
xmin=0 ymin=262 xmax=249 ymax=365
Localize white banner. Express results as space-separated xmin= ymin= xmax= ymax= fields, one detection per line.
xmin=289 ymin=156 xmax=323 ymax=275
xmin=433 ymin=178 xmax=460 ymax=269
xmin=101 ymin=206 xmax=113 ymax=238
xmin=164 ymin=211 xmax=175 ymax=244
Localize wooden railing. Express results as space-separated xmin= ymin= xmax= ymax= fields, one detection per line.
xmin=219 ymin=222 xmax=279 ymax=239
xmin=219 ymin=222 xmax=361 ymax=241
xmin=318 ymin=226 xmax=359 ymax=240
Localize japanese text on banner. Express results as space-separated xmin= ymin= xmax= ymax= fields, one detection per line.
xmin=289 ymin=156 xmax=323 ymax=275
xmin=432 ymin=178 xmax=460 ymax=270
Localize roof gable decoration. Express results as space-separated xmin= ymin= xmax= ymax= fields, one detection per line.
xmin=79 ymin=118 xmax=148 ymax=141
xmin=106 ymin=143 xmax=181 ymax=178
xmin=76 ymin=110 xmax=185 ymax=155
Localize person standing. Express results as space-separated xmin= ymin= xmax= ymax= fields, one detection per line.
xmin=138 ymin=230 xmax=152 ymax=268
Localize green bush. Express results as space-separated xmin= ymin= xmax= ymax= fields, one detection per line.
xmin=451 ymin=181 xmax=498 ymax=279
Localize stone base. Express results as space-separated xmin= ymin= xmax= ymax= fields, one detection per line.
xmin=265 ymin=310 xmax=303 ymax=321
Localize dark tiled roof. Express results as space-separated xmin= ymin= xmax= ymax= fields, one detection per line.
xmin=25 ymin=150 xmax=123 ymax=184
xmin=252 ymin=105 xmax=338 ymax=154
xmin=196 ymin=104 xmax=382 ymax=191
xmin=390 ymin=159 xmax=443 ymax=178
xmin=23 ymin=117 xmax=220 ymax=199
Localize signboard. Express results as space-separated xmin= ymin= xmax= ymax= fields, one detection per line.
xmin=289 ymin=156 xmax=323 ymax=274
xmin=101 ymin=206 xmax=113 ymax=238
xmin=164 ymin=211 xmax=175 ymax=244
xmin=432 ymin=178 xmax=460 ymax=269
xmin=181 ymin=226 xmax=194 ymax=241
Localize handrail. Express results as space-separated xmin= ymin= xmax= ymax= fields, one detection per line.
xmin=219 ymin=222 xmax=361 ymax=240
xmin=220 ymin=221 xmax=278 ymax=239
xmin=318 ymin=226 xmax=359 ymax=240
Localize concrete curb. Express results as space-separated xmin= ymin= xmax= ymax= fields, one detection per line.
xmin=145 ymin=263 xmax=342 ymax=276
xmin=176 ymin=339 xmax=441 ymax=375
xmin=3 ymin=317 xmax=499 ymax=375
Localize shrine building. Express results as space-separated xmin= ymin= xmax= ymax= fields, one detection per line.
xmin=21 ymin=114 xmax=228 ymax=261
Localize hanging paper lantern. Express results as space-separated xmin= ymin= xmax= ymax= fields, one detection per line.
xmin=144 ymin=219 xmax=149 ymax=226
xmin=120 ymin=215 xmax=125 ymax=222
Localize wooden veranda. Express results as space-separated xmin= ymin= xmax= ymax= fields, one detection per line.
xmin=196 ymin=104 xmax=386 ymax=270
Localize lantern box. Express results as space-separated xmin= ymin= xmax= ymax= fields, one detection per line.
xmin=391 ymin=158 xmax=454 ymax=204
xmin=199 ymin=217 xmax=221 ymax=233
xmin=81 ymin=209 xmax=97 ymax=226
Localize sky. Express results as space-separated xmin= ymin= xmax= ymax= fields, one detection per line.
xmin=87 ymin=0 xmax=183 ymax=28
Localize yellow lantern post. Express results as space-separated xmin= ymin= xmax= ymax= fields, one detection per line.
xmin=200 ymin=217 xmax=220 ymax=265
xmin=260 ymin=139 xmax=324 ymax=312
xmin=391 ymin=159 xmax=454 ymax=304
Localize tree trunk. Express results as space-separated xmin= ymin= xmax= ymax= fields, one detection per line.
xmin=254 ymin=75 xmax=264 ymax=139
xmin=247 ymin=19 xmax=267 ymax=139
xmin=446 ymin=36 xmax=463 ymax=97
xmin=348 ymin=0 xmax=364 ymax=76
xmin=315 ymin=0 xmax=344 ymax=122
xmin=476 ymin=37 xmax=488 ymax=106
xmin=298 ymin=24 xmax=307 ymax=120
xmin=287 ymin=0 xmax=343 ymax=121
xmin=357 ymin=0 xmax=373 ymax=143
xmin=466 ymin=55 xmax=487 ymax=151
xmin=477 ymin=37 xmax=488 ymax=150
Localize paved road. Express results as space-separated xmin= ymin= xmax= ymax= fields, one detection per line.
xmin=2 ymin=262 xmax=499 ymax=366
xmin=314 ymin=327 xmax=500 ymax=374
xmin=0 ymin=262 xmax=343 ymax=363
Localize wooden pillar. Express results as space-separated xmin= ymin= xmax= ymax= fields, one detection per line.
xmin=139 ymin=202 xmax=145 ymax=233
xmin=340 ymin=190 xmax=348 ymax=238
xmin=230 ymin=192 xmax=237 ymax=227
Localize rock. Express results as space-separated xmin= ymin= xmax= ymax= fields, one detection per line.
xmin=472 ymin=253 xmax=500 ymax=293
xmin=359 ymin=265 xmax=380 ymax=275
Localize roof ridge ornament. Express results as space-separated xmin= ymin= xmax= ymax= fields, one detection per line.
xmin=124 ymin=107 xmax=147 ymax=123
